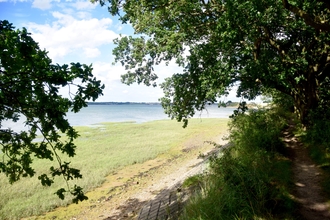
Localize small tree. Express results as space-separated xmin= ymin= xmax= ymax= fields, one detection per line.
xmin=0 ymin=20 xmax=104 ymax=202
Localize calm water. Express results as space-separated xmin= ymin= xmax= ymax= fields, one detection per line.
xmin=2 ymin=104 xmax=235 ymax=131
xmin=66 ymin=104 xmax=235 ymax=126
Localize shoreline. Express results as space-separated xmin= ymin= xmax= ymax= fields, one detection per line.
xmin=2 ymin=118 xmax=229 ymax=219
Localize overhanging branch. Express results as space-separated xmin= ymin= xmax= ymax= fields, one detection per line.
xmin=282 ymin=0 xmax=330 ymax=32
xmin=262 ymin=27 xmax=287 ymax=59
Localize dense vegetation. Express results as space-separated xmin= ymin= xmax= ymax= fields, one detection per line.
xmin=180 ymin=107 xmax=296 ymax=219
xmin=180 ymin=105 xmax=330 ymax=219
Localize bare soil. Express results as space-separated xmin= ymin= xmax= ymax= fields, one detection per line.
xmin=283 ymin=125 xmax=330 ymax=220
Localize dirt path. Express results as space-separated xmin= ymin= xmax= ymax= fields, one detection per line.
xmin=283 ymin=126 xmax=330 ymax=220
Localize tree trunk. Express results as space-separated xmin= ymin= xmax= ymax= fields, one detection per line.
xmin=292 ymin=72 xmax=319 ymax=128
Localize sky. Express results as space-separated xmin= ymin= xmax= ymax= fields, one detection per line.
xmin=0 ymin=0 xmax=247 ymax=103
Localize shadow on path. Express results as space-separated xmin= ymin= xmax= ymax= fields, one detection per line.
xmin=284 ymin=124 xmax=330 ymax=220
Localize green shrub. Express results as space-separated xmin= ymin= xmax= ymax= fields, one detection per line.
xmin=304 ymin=109 xmax=330 ymax=151
xmin=182 ymin=174 xmax=204 ymax=189
xmin=180 ymin=108 xmax=296 ymax=220
xmin=229 ymin=108 xmax=287 ymax=154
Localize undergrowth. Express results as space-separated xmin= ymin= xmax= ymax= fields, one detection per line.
xmin=300 ymin=109 xmax=330 ymax=197
xmin=181 ymin=108 xmax=297 ymax=220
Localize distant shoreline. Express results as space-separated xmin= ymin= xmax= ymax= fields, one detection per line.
xmin=87 ymin=102 xmax=222 ymax=106
xmin=87 ymin=102 xmax=162 ymax=105
xmin=87 ymin=102 xmax=256 ymax=107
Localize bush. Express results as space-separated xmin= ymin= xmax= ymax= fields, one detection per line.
xmin=180 ymin=108 xmax=296 ymax=220
xmin=229 ymin=108 xmax=287 ymax=154
xmin=304 ymin=109 xmax=330 ymax=151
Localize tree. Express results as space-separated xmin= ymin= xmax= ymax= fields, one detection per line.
xmin=0 ymin=20 xmax=104 ymax=202
xmin=92 ymin=0 xmax=330 ymax=127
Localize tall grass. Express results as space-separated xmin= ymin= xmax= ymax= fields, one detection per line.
xmin=0 ymin=118 xmax=228 ymax=219
xmin=181 ymin=108 xmax=296 ymax=220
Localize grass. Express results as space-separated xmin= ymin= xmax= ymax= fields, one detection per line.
xmin=180 ymin=108 xmax=297 ymax=220
xmin=0 ymin=118 xmax=228 ymax=220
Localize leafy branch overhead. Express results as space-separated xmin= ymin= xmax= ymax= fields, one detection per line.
xmin=93 ymin=0 xmax=330 ymax=127
xmin=0 ymin=20 xmax=104 ymax=202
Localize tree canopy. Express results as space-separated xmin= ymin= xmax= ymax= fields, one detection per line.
xmin=0 ymin=20 xmax=104 ymax=202
xmin=93 ymin=0 xmax=330 ymax=127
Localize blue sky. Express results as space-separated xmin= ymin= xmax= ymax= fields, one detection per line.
xmin=0 ymin=0 xmax=246 ymax=103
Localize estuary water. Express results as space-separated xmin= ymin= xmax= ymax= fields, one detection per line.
xmin=66 ymin=103 xmax=235 ymax=126
xmin=2 ymin=103 xmax=235 ymax=131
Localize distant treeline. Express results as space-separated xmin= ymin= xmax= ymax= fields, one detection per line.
xmin=225 ymin=101 xmax=259 ymax=108
xmin=87 ymin=102 xmax=162 ymax=105
xmin=87 ymin=101 xmax=259 ymax=107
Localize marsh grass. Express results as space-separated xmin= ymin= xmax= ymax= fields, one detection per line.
xmin=0 ymin=118 xmax=228 ymax=219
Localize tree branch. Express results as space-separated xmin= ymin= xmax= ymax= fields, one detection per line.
xmin=317 ymin=53 xmax=330 ymax=81
xmin=262 ymin=27 xmax=287 ymax=59
xmin=282 ymin=0 xmax=330 ymax=32
xmin=316 ymin=0 xmax=330 ymax=10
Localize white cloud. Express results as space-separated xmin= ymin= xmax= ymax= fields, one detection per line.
xmin=76 ymin=11 xmax=92 ymax=19
xmin=2 ymin=0 xmax=28 ymax=2
xmin=73 ymin=0 xmax=96 ymax=10
xmin=52 ymin=11 xmax=75 ymax=24
xmin=88 ymin=62 xmax=164 ymax=102
xmin=92 ymin=62 xmax=123 ymax=82
xmin=153 ymin=60 xmax=183 ymax=82
xmin=32 ymin=0 xmax=59 ymax=10
xmin=115 ymin=24 xmax=123 ymax=31
xmin=83 ymin=47 xmax=100 ymax=58
xmin=83 ymin=59 xmax=180 ymax=102
xmin=27 ymin=12 xmax=118 ymax=61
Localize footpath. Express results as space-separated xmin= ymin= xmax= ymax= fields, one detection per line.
xmin=283 ymin=125 xmax=330 ymax=220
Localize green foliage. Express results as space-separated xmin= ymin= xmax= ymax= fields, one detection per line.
xmin=262 ymin=89 xmax=294 ymax=113
xmin=180 ymin=109 xmax=296 ymax=219
xmin=229 ymin=108 xmax=287 ymax=153
xmin=93 ymin=0 xmax=330 ymax=127
xmin=303 ymin=108 xmax=330 ymax=150
xmin=0 ymin=20 xmax=104 ymax=202
xmin=229 ymin=101 xmax=249 ymax=119
xmin=182 ymin=174 xmax=204 ymax=190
